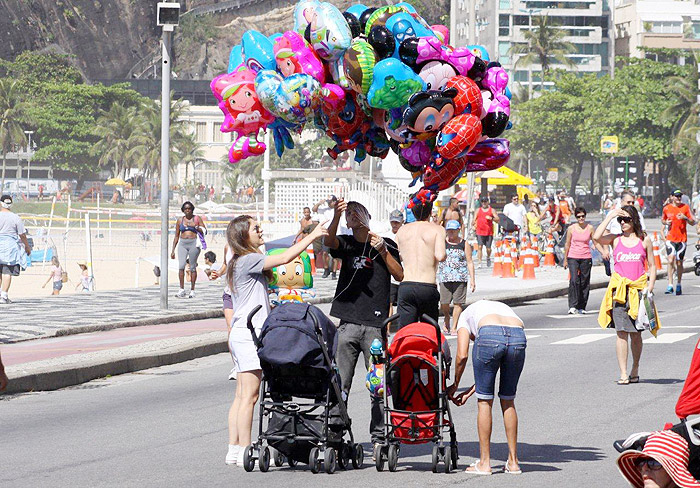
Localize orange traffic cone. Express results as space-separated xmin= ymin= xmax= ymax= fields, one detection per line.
xmin=492 ymin=240 xmax=503 ymax=277
xmin=510 ymin=241 xmax=519 ymax=271
xmin=531 ymin=235 xmax=540 ymax=267
xmin=543 ymin=233 xmax=556 ymax=267
xmin=522 ymin=245 xmax=536 ymax=280
xmin=502 ymin=244 xmax=515 ymax=278
xmin=307 ymin=246 xmax=316 ymax=275
xmin=518 ymin=236 xmax=527 ymax=268
xmin=652 ymin=232 xmax=663 ymax=270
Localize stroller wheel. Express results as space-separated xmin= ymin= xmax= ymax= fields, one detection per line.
xmin=444 ymin=446 xmax=452 ymax=473
xmin=387 ymin=444 xmax=399 ymax=472
xmin=259 ymin=446 xmax=271 ymax=472
xmin=337 ymin=444 xmax=349 ymax=470
xmin=309 ymin=447 xmax=321 ymax=474
xmin=351 ymin=444 xmax=364 ymax=469
xmin=374 ymin=444 xmax=385 ymax=472
xmin=431 ymin=445 xmax=439 ymax=473
xmin=273 ymin=448 xmax=284 ymax=467
xmin=324 ymin=448 xmax=337 ymax=474
xmin=243 ymin=445 xmax=256 ymax=472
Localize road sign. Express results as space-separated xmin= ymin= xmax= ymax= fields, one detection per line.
xmin=546 ymin=168 xmax=558 ymax=182
xmin=601 ymin=136 xmax=619 ymax=154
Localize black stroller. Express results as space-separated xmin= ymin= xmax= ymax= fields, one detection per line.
xmin=243 ymin=302 xmax=363 ymax=473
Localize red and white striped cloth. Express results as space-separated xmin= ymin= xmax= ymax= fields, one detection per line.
xmin=617 ymin=430 xmax=700 ymax=487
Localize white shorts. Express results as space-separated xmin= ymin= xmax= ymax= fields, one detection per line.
xmin=228 ymin=327 xmax=261 ymax=372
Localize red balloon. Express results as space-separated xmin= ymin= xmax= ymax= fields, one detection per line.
xmin=423 ymin=156 xmax=468 ymax=191
xmin=445 ymin=76 xmax=483 ymax=118
xmin=436 ymin=114 xmax=482 ymax=161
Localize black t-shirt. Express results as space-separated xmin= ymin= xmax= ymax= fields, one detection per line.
xmin=330 ymin=235 xmax=400 ymax=327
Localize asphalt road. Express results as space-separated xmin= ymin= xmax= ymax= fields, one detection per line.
xmin=3 ymin=283 xmax=700 ymax=487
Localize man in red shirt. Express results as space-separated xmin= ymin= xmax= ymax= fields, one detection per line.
xmin=472 ymin=196 xmax=499 ymax=267
xmin=662 ymin=189 xmax=696 ymax=295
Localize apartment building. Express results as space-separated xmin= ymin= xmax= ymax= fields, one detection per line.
xmin=452 ymin=0 xmax=613 ymax=92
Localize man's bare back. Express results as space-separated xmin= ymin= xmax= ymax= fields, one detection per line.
xmin=396 ymin=221 xmax=447 ymax=284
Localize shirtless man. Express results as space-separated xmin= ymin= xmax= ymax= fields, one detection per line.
xmin=395 ymin=197 xmax=447 ymax=328
xmin=439 ymin=198 xmax=464 ymax=228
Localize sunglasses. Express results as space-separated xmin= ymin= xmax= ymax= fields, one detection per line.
xmin=617 ymin=216 xmax=632 ymax=224
xmin=576 ymin=214 xmax=586 ymax=219
xmin=634 ymin=458 xmax=663 ymax=470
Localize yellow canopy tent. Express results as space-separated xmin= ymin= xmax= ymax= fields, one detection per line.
xmin=456 ymin=166 xmax=533 ymax=186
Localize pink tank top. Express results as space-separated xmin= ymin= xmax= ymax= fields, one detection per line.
xmin=567 ymin=226 xmax=592 ymax=259
xmin=613 ymin=238 xmax=647 ymax=280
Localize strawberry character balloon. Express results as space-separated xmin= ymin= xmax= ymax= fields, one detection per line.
xmin=210 ymin=65 xmax=274 ymax=164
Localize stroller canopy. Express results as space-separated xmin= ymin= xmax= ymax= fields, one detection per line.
xmin=257 ymin=302 xmax=337 ymax=372
xmin=388 ymin=322 xmax=446 ymax=364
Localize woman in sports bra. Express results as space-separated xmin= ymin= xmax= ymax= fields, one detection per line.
xmin=593 ymin=205 xmax=656 ymax=385
xmin=171 ymin=201 xmax=206 ymax=298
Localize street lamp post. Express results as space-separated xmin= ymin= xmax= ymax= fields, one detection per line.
xmin=24 ymin=130 xmax=34 ymax=195
xmin=157 ymin=2 xmax=180 ymax=310
xmin=519 ymin=8 xmax=541 ymax=99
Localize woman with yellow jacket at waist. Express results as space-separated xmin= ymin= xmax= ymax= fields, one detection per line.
xmin=593 ymin=205 xmax=656 ymax=385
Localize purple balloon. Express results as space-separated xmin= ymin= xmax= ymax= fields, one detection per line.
xmin=463 ymin=139 xmax=510 ymax=172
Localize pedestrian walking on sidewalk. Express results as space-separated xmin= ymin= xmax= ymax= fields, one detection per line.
xmin=594 ymin=205 xmax=656 ymax=385
xmin=42 ymin=256 xmax=64 ymax=296
xmin=563 ymin=207 xmax=597 ymax=314
xmin=0 ymin=195 xmax=31 ymax=304
xmin=662 ymin=189 xmax=696 ymax=296
xmin=473 ymin=196 xmax=499 ymax=267
xmin=324 ymin=199 xmax=403 ymax=454
xmin=438 ymin=220 xmax=475 ymax=334
xmin=171 ymin=202 xmax=207 ymax=299
xmin=224 ymin=215 xmax=327 ymax=466
xmin=447 ymin=300 xmax=527 ymax=475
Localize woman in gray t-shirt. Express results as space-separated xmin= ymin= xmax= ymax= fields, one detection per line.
xmin=224 ymin=214 xmax=327 ymax=466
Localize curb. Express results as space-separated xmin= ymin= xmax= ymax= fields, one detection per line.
xmin=2 ymin=266 xmax=684 ymax=394
xmin=4 ymin=335 xmax=228 ymax=395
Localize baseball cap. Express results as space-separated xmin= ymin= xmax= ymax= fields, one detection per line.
xmin=480 ymin=196 xmax=489 ymax=202
xmin=672 ymin=189 xmax=683 ymax=197
xmin=446 ymin=220 xmax=461 ymax=230
xmin=328 ymin=194 xmax=338 ymax=203
xmin=389 ymin=209 xmax=404 ymax=222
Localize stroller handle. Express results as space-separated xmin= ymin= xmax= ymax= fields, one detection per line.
xmin=421 ymin=314 xmax=442 ymax=346
xmin=381 ymin=313 xmax=400 ymax=343
xmin=247 ymin=305 xmax=263 ymax=349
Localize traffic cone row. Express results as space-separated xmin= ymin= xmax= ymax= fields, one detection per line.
xmin=501 ymin=241 xmax=515 ymax=278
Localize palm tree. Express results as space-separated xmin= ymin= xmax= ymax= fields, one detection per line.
xmin=177 ymin=131 xmax=204 ymax=182
xmin=663 ymin=52 xmax=699 ymax=141
xmin=91 ymin=102 xmax=144 ymax=178
xmin=129 ymin=95 xmax=189 ymax=179
xmin=508 ymin=15 xmax=577 ymax=93
xmin=0 ymin=80 xmax=33 ymax=190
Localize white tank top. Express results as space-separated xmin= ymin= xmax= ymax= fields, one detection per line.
xmin=457 ymin=300 xmax=523 ymax=338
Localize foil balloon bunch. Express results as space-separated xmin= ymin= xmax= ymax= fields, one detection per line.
xmin=211 ymin=0 xmax=513 ymax=204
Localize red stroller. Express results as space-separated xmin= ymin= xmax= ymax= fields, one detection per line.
xmin=614 ymin=337 xmax=700 ymax=480
xmin=374 ymin=314 xmax=458 ymax=473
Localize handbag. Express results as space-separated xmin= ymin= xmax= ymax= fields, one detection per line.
xmin=635 ymin=291 xmax=660 ymax=337
xmin=61 ymin=271 xmax=68 ymax=283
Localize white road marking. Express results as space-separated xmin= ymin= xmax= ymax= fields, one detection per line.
xmin=526 ymin=335 xmax=541 ymax=339
xmin=552 ymin=334 xmax=615 ymax=345
xmin=546 ymin=314 xmax=596 ymax=319
xmin=644 ymin=333 xmax=696 ymax=344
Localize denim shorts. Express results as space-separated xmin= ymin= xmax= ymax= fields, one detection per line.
xmin=472 ymin=326 xmax=527 ymax=401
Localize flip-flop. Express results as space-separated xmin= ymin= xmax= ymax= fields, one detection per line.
xmin=617 ymin=378 xmax=630 ymax=385
xmin=629 ymin=376 xmax=640 ymax=384
xmin=466 ymin=461 xmax=492 ymax=475
xmin=504 ymin=462 xmax=522 ymax=475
